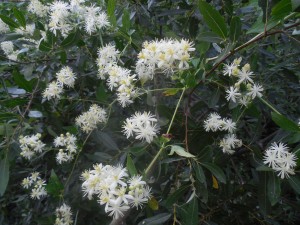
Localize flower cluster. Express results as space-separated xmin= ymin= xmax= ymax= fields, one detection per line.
xmin=75 ymin=104 xmax=107 ymax=133
xmin=43 ymin=66 xmax=76 ymax=100
xmin=0 ymin=19 xmax=9 ymax=33
xmin=1 ymin=41 xmax=19 ymax=61
xmin=223 ymin=58 xmax=264 ymax=106
xmin=81 ymin=163 xmax=151 ymax=219
xmin=203 ymin=113 xmax=242 ymax=154
xmin=19 ymin=133 xmax=46 ymax=160
xmin=21 ymin=172 xmax=47 ymax=199
xmin=122 ymin=112 xmax=159 ymax=143
xmin=136 ymin=39 xmax=195 ymax=82
xmin=96 ymin=44 xmax=138 ymax=107
xmin=54 ymin=133 xmax=78 ymax=164
xmin=263 ymin=142 xmax=297 ymax=179
xmin=46 ymin=0 xmax=109 ymax=37
xmin=28 ymin=0 xmax=48 ymax=17
xmin=55 ymin=203 xmax=73 ymax=225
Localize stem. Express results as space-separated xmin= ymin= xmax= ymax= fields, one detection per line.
xmin=259 ymin=97 xmax=281 ymax=115
xmin=144 ymin=88 xmax=186 ymax=176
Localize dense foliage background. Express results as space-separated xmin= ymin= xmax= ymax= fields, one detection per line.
xmin=0 ymin=0 xmax=300 ymax=224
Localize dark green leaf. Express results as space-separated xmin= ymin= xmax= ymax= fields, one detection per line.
xmin=13 ymin=8 xmax=26 ymax=28
xmin=271 ymin=112 xmax=300 ymax=132
xmin=201 ymin=162 xmax=226 ymax=184
xmin=122 ymin=9 xmax=130 ymax=33
xmin=288 ymin=176 xmax=300 ymax=194
xmin=39 ymin=40 xmax=52 ymax=52
xmin=0 ymin=98 xmax=28 ymax=108
xmin=138 ymin=213 xmax=171 ymax=225
xmin=107 ymin=0 xmax=117 ymax=26
xmin=267 ymin=173 xmax=281 ymax=206
xmin=258 ymin=172 xmax=270 ymax=215
xmin=12 ymin=69 xmax=33 ymax=92
xmin=126 ymin=154 xmax=137 ymax=176
xmin=61 ymin=30 xmax=80 ymax=48
xmin=192 ymin=161 xmax=206 ymax=184
xmin=165 ymin=185 xmax=190 ymax=207
xmin=230 ymin=16 xmax=242 ymax=42
xmin=291 ymin=0 xmax=300 ymax=10
xmin=0 ymin=14 xmax=19 ymax=28
xmin=0 ymin=113 xmax=19 ymax=122
xmin=271 ymin=0 xmax=292 ymax=21
xmin=0 ymin=156 xmax=9 ymax=196
xmin=96 ymin=83 xmax=108 ymax=102
xmin=181 ymin=197 xmax=198 ymax=225
xmin=198 ymin=1 xmax=228 ymax=39
xmin=45 ymin=170 xmax=63 ymax=199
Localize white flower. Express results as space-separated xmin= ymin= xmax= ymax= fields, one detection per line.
xmin=54 ymin=133 xmax=77 ymax=164
xmin=237 ymin=63 xmax=254 ymax=84
xmin=56 ymin=66 xmax=76 ymax=88
xmin=223 ymin=62 xmax=237 ymax=77
xmin=0 ymin=19 xmax=9 ymax=33
xmin=43 ymin=81 xmax=64 ymax=100
xmin=15 ymin=24 xmax=36 ymax=36
xmin=263 ymin=142 xmax=297 ymax=179
xmin=225 ymin=86 xmax=241 ymax=103
xmin=75 ymin=104 xmax=107 ymax=133
xmin=203 ymin=112 xmax=224 ymax=132
xmin=22 ymin=172 xmax=47 ymax=199
xmin=247 ymin=83 xmax=264 ymax=99
xmin=1 ymin=41 xmax=14 ymax=55
xmin=122 ymin=112 xmax=159 ymax=143
xmin=55 ymin=204 xmax=73 ymax=225
xmin=28 ymin=0 xmax=49 ymax=17
xmin=222 ymin=118 xmax=237 ymax=133
xmin=219 ymin=134 xmax=242 ymax=154
xmin=19 ymin=133 xmax=46 ymax=160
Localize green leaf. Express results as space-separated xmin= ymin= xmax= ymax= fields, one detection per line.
xmin=181 ymin=197 xmax=198 ymax=225
xmin=45 ymin=170 xmax=63 ymax=199
xmin=192 ymin=161 xmax=206 ymax=184
xmin=267 ymin=173 xmax=281 ymax=206
xmin=271 ymin=0 xmax=292 ymax=21
xmin=12 ymin=69 xmax=33 ymax=92
xmin=107 ymin=0 xmax=117 ymax=26
xmin=288 ymin=176 xmax=300 ymax=194
xmin=0 ymin=156 xmax=9 ymax=196
xmin=39 ymin=40 xmax=52 ymax=52
xmin=271 ymin=112 xmax=300 ymax=132
xmin=122 ymin=9 xmax=130 ymax=33
xmin=0 ymin=14 xmax=19 ymax=28
xmin=0 ymin=98 xmax=28 ymax=108
xmin=0 ymin=113 xmax=19 ymax=122
xmin=201 ymin=162 xmax=226 ymax=184
xmin=291 ymin=0 xmax=300 ymax=10
xmin=126 ymin=154 xmax=137 ymax=176
xmin=258 ymin=172 xmax=270 ymax=215
xmin=61 ymin=30 xmax=80 ymax=48
xmin=137 ymin=213 xmax=171 ymax=225
xmin=165 ymin=185 xmax=190 ymax=207
xmin=163 ymin=88 xmax=180 ymax=96
xmin=96 ymin=83 xmax=108 ymax=102
xmin=169 ymin=145 xmax=196 ymax=158
xmin=229 ymin=16 xmax=242 ymax=42
xmin=198 ymin=1 xmax=228 ymax=39
xmin=13 ymin=8 xmax=26 ymax=28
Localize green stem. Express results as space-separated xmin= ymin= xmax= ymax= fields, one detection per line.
xmin=259 ymin=97 xmax=281 ymax=115
xmin=144 ymin=88 xmax=186 ymax=176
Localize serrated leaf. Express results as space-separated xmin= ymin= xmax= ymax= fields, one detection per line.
xmin=267 ymin=173 xmax=281 ymax=206
xmin=230 ymin=16 xmax=241 ymax=42
xmin=163 ymin=88 xmax=180 ymax=96
xmin=148 ymin=196 xmax=159 ymax=210
xmin=0 ymin=14 xmax=19 ymax=28
xmin=201 ymin=162 xmax=226 ymax=184
xmin=271 ymin=112 xmax=300 ymax=132
xmin=169 ymin=145 xmax=196 ymax=158
xmin=288 ymin=176 xmax=300 ymax=194
xmin=0 ymin=156 xmax=9 ymax=196
xmin=122 ymin=9 xmax=130 ymax=32
xmin=138 ymin=213 xmax=171 ymax=225
xmin=12 ymin=69 xmax=33 ymax=92
xmin=61 ymin=30 xmax=79 ymax=48
xmin=13 ymin=8 xmax=26 ymax=28
xmin=126 ymin=154 xmax=137 ymax=176
xmin=198 ymin=1 xmax=228 ymax=39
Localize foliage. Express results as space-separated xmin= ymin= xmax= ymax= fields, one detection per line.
xmin=0 ymin=0 xmax=300 ymax=225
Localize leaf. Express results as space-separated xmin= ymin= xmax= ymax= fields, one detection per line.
xmin=126 ymin=154 xmax=137 ymax=176
xmin=165 ymin=185 xmax=190 ymax=207
xmin=0 ymin=14 xmax=19 ymax=28
xmin=163 ymin=88 xmax=180 ymax=96
xmin=95 ymin=131 xmax=119 ymax=151
xmin=201 ymin=162 xmax=226 ymax=184
xmin=271 ymin=112 xmax=300 ymax=132
xmin=192 ymin=161 xmax=206 ymax=184
xmin=107 ymin=0 xmax=117 ymax=26
xmin=122 ymin=9 xmax=130 ymax=33
xmin=258 ymin=172 xmax=270 ymax=215
xmin=267 ymin=173 xmax=281 ymax=206
xmin=45 ymin=170 xmax=63 ymax=199
xmin=0 ymin=98 xmax=28 ymax=108
xmin=39 ymin=40 xmax=52 ymax=52
xmin=61 ymin=30 xmax=80 ymax=48
xmin=212 ymin=175 xmax=219 ymax=189
xmin=181 ymin=197 xmax=198 ymax=225
xmin=0 ymin=113 xmax=19 ymax=122
xmin=169 ymin=145 xmax=196 ymax=158
xmin=288 ymin=176 xmax=300 ymax=194
xmin=148 ymin=196 xmax=159 ymax=210
xmin=138 ymin=213 xmax=171 ymax=225
xmin=13 ymin=8 xmax=26 ymax=28
xmin=198 ymin=1 xmax=228 ymax=39
xmin=229 ymin=16 xmax=241 ymax=42
xmin=0 ymin=156 xmax=9 ymax=196
xmin=271 ymin=0 xmax=292 ymax=21
xmin=291 ymin=0 xmax=300 ymax=10
xmin=96 ymin=83 xmax=108 ymax=102
xmin=12 ymin=69 xmax=33 ymax=92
